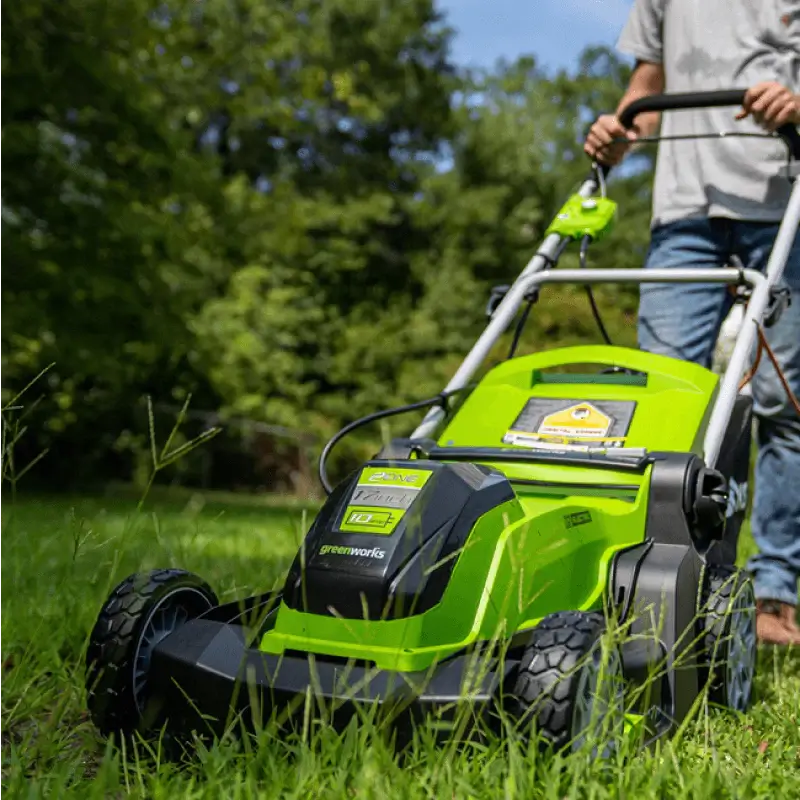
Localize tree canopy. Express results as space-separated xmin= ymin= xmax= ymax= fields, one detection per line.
xmin=2 ymin=1 xmax=654 ymax=492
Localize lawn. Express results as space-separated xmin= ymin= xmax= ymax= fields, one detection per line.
xmin=2 ymin=489 xmax=799 ymax=799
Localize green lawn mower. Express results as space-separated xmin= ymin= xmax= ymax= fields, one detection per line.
xmin=86 ymin=92 xmax=800 ymax=753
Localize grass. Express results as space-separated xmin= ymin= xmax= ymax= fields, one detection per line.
xmin=2 ymin=489 xmax=799 ymax=799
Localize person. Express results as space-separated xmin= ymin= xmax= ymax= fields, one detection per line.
xmin=583 ymin=0 xmax=800 ymax=645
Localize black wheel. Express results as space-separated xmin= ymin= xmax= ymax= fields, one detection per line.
xmin=86 ymin=568 xmax=218 ymax=737
xmin=699 ymin=565 xmax=756 ymax=712
xmin=510 ymin=610 xmax=624 ymax=753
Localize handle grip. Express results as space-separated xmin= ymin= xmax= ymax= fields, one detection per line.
xmin=617 ymin=89 xmax=800 ymax=159
xmin=618 ymin=90 xmax=746 ymax=128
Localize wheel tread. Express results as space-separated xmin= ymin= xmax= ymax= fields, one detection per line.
xmin=85 ymin=568 xmax=216 ymax=737
xmin=699 ymin=565 xmax=755 ymax=709
xmin=511 ymin=610 xmax=609 ymax=749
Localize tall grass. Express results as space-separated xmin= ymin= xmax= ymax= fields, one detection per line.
xmin=2 ymin=390 xmax=798 ymax=798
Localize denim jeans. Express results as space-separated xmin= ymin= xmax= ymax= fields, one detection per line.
xmin=638 ymin=217 xmax=800 ymax=606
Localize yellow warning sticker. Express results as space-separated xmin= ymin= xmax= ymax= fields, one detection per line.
xmin=503 ymin=398 xmax=637 ymax=449
xmin=537 ymin=402 xmax=611 ymax=439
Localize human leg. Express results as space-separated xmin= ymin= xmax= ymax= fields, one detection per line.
xmin=735 ymin=222 xmax=800 ymax=645
xmin=638 ymin=218 xmax=733 ymax=367
xmin=638 ymin=218 xmax=745 ymax=564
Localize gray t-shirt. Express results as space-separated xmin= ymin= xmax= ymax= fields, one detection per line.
xmin=617 ymin=0 xmax=800 ymax=228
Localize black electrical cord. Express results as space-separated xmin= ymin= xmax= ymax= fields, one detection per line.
xmin=318 ymin=386 xmax=476 ymax=495
xmin=617 ymin=540 xmax=655 ymax=625
xmin=507 ymin=301 xmax=535 ymax=360
xmin=579 ymin=234 xmax=613 ymax=345
xmin=507 ymin=237 xmax=571 ymax=359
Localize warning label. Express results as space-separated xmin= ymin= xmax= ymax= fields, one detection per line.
xmin=503 ymin=398 xmax=636 ymax=449
xmin=539 ymin=403 xmax=611 ymax=438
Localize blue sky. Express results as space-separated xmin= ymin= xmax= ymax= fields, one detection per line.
xmin=437 ymin=0 xmax=635 ymax=71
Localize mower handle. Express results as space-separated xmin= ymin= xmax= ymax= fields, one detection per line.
xmin=617 ymin=89 xmax=800 ymax=159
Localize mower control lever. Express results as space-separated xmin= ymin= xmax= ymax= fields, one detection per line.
xmin=486 ymin=284 xmax=539 ymax=320
xmin=764 ymin=286 xmax=792 ymax=328
xmin=617 ymin=90 xmax=800 ymax=160
xmin=485 ymin=285 xmax=510 ymax=320
xmin=729 ymin=283 xmax=792 ymax=328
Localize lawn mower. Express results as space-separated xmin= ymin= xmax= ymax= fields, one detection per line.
xmin=86 ymin=91 xmax=800 ymax=753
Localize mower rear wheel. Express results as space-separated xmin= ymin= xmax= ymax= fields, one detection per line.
xmin=699 ymin=566 xmax=756 ymax=712
xmin=510 ymin=610 xmax=624 ymax=753
xmin=86 ymin=568 xmax=218 ymax=738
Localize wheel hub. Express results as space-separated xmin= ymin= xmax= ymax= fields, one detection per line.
xmin=132 ymin=588 xmax=212 ymax=714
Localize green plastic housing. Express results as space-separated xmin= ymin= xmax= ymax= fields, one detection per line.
xmin=259 ymin=345 xmax=719 ymax=673
xmin=545 ymin=194 xmax=618 ymax=240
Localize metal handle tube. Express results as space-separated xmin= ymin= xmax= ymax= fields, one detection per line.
xmin=493 ymin=267 xmax=763 ymax=288
xmin=703 ymin=179 xmax=800 ymax=467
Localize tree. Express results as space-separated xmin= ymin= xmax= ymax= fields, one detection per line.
xmin=2 ymin=0 xmax=231 ymax=481
xmin=194 ymin=47 xmax=657 ymax=482
xmin=186 ymin=0 xmax=461 ymax=437
xmin=1 ymin=0 xmax=460 ymax=485
xmin=2 ymin=0 xmax=656 ymax=490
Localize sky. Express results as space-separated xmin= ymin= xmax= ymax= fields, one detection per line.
xmin=437 ymin=0 xmax=635 ymax=71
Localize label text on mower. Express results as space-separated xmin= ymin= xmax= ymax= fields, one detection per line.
xmin=564 ymin=510 xmax=592 ymax=529
xmin=350 ymin=487 xmax=416 ymax=509
xmin=319 ymin=544 xmax=386 ymax=560
xmin=368 ymin=471 xmax=419 ymax=484
xmin=358 ymin=467 xmax=432 ymax=490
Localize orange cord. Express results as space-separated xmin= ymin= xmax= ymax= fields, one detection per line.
xmin=738 ymin=332 xmax=764 ymax=391
xmin=738 ymin=322 xmax=800 ymax=417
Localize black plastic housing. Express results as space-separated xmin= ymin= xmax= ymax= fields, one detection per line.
xmin=282 ymin=460 xmax=515 ymax=621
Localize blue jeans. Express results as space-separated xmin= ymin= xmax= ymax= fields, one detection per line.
xmin=639 ymin=218 xmax=800 ymax=606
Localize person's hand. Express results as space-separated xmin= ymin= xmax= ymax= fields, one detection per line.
xmin=583 ymin=114 xmax=638 ymax=166
xmin=736 ymin=82 xmax=800 ymax=131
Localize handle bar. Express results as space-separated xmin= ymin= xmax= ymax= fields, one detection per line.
xmin=618 ymin=89 xmax=800 ymax=159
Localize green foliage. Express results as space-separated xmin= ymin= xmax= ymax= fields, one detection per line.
xmin=3 ymin=0 xmax=228 ymax=483
xmin=2 ymin=1 xmax=655 ymax=489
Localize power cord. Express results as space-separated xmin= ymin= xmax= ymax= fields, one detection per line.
xmin=506 ymin=238 xmax=571 ymax=359
xmin=739 ymin=322 xmax=800 ymax=416
xmin=579 ymin=235 xmax=613 ymax=345
xmin=317 ymin=385 xmax=478 ymax=494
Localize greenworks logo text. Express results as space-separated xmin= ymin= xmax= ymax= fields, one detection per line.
xmin=319 ymin=544 xmax=386 ymax=559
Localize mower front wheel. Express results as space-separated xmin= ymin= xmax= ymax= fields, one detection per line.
xmin=86 ymin=568 xmax=218 ymax=738
xmin=510 ymin=610 xmax=625 ymax=754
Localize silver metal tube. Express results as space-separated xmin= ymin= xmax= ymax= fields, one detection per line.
xmin=703 ymin=179 xmax=800 ymax=467
xmin=503 ymin=267 xmax=762 ymax=287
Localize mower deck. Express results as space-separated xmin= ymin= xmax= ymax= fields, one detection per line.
xmin=150 ymin=613 xmax=516 ymax=742
xmin=150 ymin=611 xmax=677 ymax=746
